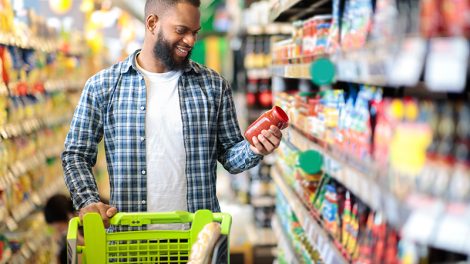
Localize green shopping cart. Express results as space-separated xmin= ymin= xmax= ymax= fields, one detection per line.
xmin=67 ymin=210 xmax=232 ymax=264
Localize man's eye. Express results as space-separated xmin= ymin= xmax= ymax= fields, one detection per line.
xmin=176 ymin=29 xmax=186 ymax=34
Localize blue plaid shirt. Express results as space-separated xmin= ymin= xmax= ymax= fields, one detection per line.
xmin=62 ymin=50 xmax=262 ymax=213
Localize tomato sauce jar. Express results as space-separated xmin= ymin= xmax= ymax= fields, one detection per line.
xmin=245 ymin=106 xmax=289 ymax=146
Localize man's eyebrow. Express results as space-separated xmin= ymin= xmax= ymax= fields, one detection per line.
xmin=176 ymin=25 xmax=201 ymax=32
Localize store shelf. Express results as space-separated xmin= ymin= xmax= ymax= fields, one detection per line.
xmin=251 ymin=196 xmax=276 ymax=207
xmin=269 ymin=0 xmax=331 ymax=22
xmin=271 ymin=37 xmax=451 ymax=89
xmin=283 ymin=126 xmax=408 ymax=227
xmin=271 ymin=166 xmax=349 ymax=264
xmin=2 ymin=176 xmax=65 ymax=232
xmin=4 ymin=215 xmax=54 ymax=264
xmin=0 ymin=32 xmax=85 ymax=56
xmin=9 ymin=153 xmax=44 ymax=180
xmin=247 ymin=68 xmax=271 ymax=79
xmin=246 ymin=24 xmax=293 ymax=36
xmin=0 ymin=118 xmax=41 ymax=139
xmin=283 ymin=126 xmax=470 ymax=256
xmin=332 ymin=37 xmax=429 ymax=87
xmin=272 ymin=215 xmax=300 ymax=264
xmin=269 ymin=38 xmax=422 ymax=86
xmin=0 ymin=32 xmax=57 ymax=52
xmin=271 ymin=64 xmax=311 ymax=79
xmin=44 ymin=79 xmax=86 ymax=92
xmin=2 ymin=145 xmax=63 ymax=191
xmin=0 ymin=113 xmax=71 ymax=140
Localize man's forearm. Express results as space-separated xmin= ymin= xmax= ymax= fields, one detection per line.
xmin=219 ymin=140 xmax=263 ymax=174
xmin=62 ymin=152 xmax=101 ymax=210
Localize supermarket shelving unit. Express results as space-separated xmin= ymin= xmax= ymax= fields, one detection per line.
xmin=267 ymin=0 xmax=470 ymax=263
xmin=269 ymin=0 xmax=331 ymax=22
xmin=0 ymin=28 xmax=86 ymax=262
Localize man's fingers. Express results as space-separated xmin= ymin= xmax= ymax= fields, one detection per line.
xmin=79 ymin=202 xmax=116 ymax=228
xmin=106 ymin=207 xmax=118 ymax=218
xmin=269 ymin=125 xmax=282 ymax=137
xmin=258 ymin=134 xmax=274 ymax=152
xmin=261 ymin=130 xmax=280 ymax=147
xmin=252 ymin=136 xmax=266 ymax=154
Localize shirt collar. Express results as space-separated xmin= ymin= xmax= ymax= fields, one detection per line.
xmin=121 ymin=49 xmax=200 ymax=75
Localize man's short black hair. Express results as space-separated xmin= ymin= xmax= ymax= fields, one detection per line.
xmin=145 ymin=0 xmax=201 ymax=18
xmin=44 ymin=194 xmax=74 ymax=223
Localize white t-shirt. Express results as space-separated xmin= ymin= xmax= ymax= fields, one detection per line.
xmin=136 ymin=57 xmax=188 ymax=230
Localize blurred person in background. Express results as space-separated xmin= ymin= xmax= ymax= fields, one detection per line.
xmin=43 ymin=194 xmax=75 ymax=264
xmin=62 ymin=0 xmax=282 ymax=235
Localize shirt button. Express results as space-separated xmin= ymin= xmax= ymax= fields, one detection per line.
xmin=141 ymin=170 xmax=146 ymax=175
xmin=140 ymin=106 xmax=145 ymax=111
xmin=141 ymin=200 xmax=146 ymax=204
xmin=140 ymin=137 xmax=145 ymax=142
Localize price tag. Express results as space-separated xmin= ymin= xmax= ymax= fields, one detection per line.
xmin=5 ymin=124 xmax=13 ymax=138
xmin=304 ymin=217 xmax=314 ymax=245
xmin=370 ymin=183 xmax=381 ymax=211
xmin=0 ymin=127 xmax=7 ymax=139
xmin=28 ymin=240 xmax=38 ymax=252
xmin=31 ymin=193 xmax=41 ymax=206
xmin=21 ymin=245 xmax=31 ymax=259
xmin=384 ymin=193 xmax=401 ymax=227
xmin=6 ymin=171 xmax=14 ymax=185
xmin=330 ymin=253 xmax=344 ymax=264
xmin=434 ymin=214 xmax=470 ymax=253
xmin=12 ymin=124 xmax=20 ymax=137
xmin=0 ymin=176 xmax=5 ymax=190
xmin=348 ymin=169 xmax=360 ymax=196
xmin=6 ymin=217 xmax=18 ymax=231
xmin=389 ymin=37 xmax=426 ymax=86
xmin=358 ymin=176 xmax=370 ymax=207
xmin=309 ymin=223 xmax=319 ymax=248
xmin=425 ymin=37 xmax=469 ymax=92
xmin=367 ymin=55 xmax=390 ymax=86
xmin=321 ymin=240 xmax=331 ymax=261
xmin=316 ymin=232 xmax=325 ymax=254
xmin=19 ymin=161 xmax=27 ymax=174
xmin=335 ymin=165 xmax=345 ymax=184
xmin=402 ymin=210 xmax=438 ymax=244
xmin=336 ymin=58 xmax=359 ymax=82
xmin=357 ymin=51 xmax=370 ymax=83
xmin=323 ymin=246 xmax=334 ymax=264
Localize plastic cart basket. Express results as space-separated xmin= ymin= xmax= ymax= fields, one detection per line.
xmin=67 ymin=210 xmax=231 ymax=264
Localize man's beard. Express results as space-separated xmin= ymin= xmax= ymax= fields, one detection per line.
xmin=152 ymin=30 xmax=191 ymax=71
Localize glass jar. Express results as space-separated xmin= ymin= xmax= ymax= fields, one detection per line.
xmin=245 ymin=106 xmax=289 ymax=146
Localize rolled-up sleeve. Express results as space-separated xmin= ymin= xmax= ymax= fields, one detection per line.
xmin=217 ymin=79 xmax=262 ymax=174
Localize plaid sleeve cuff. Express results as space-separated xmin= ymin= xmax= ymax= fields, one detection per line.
xmin=73 ymin=193 xmax=101 ymax=210
xmin=244 ymin=141 xmax=263 ymax=162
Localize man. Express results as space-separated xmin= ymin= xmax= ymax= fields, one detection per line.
xmin=62 ymin=0 xmax=282 ymax=228
xmin=43 ymin=194 xmax=75 ymax=264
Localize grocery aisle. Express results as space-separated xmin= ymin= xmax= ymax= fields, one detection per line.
xmin=233 ymin=0 xmax=469 ymax=263
xmin=0 ymin=0 xmax=469 ymax=264
xmin=0 ymin=1 xmax=133 ymax=263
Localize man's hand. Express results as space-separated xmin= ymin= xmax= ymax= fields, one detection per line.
xmin=249 ymin=125 xmax=283 ymax=155
xmin=79 ymin=202 xmax=117 ymax=228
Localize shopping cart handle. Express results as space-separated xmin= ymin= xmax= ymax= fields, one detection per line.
xmin=109 ymin=211 xmax=193 ymax=226
xmin=213 ymin=213 xmax=232 ymax=235
xmin=67 ymin=217 xmax=81 ymax=264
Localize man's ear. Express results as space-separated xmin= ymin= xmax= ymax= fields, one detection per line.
xmin=146 ymin=14 xmax=158 ymax=34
